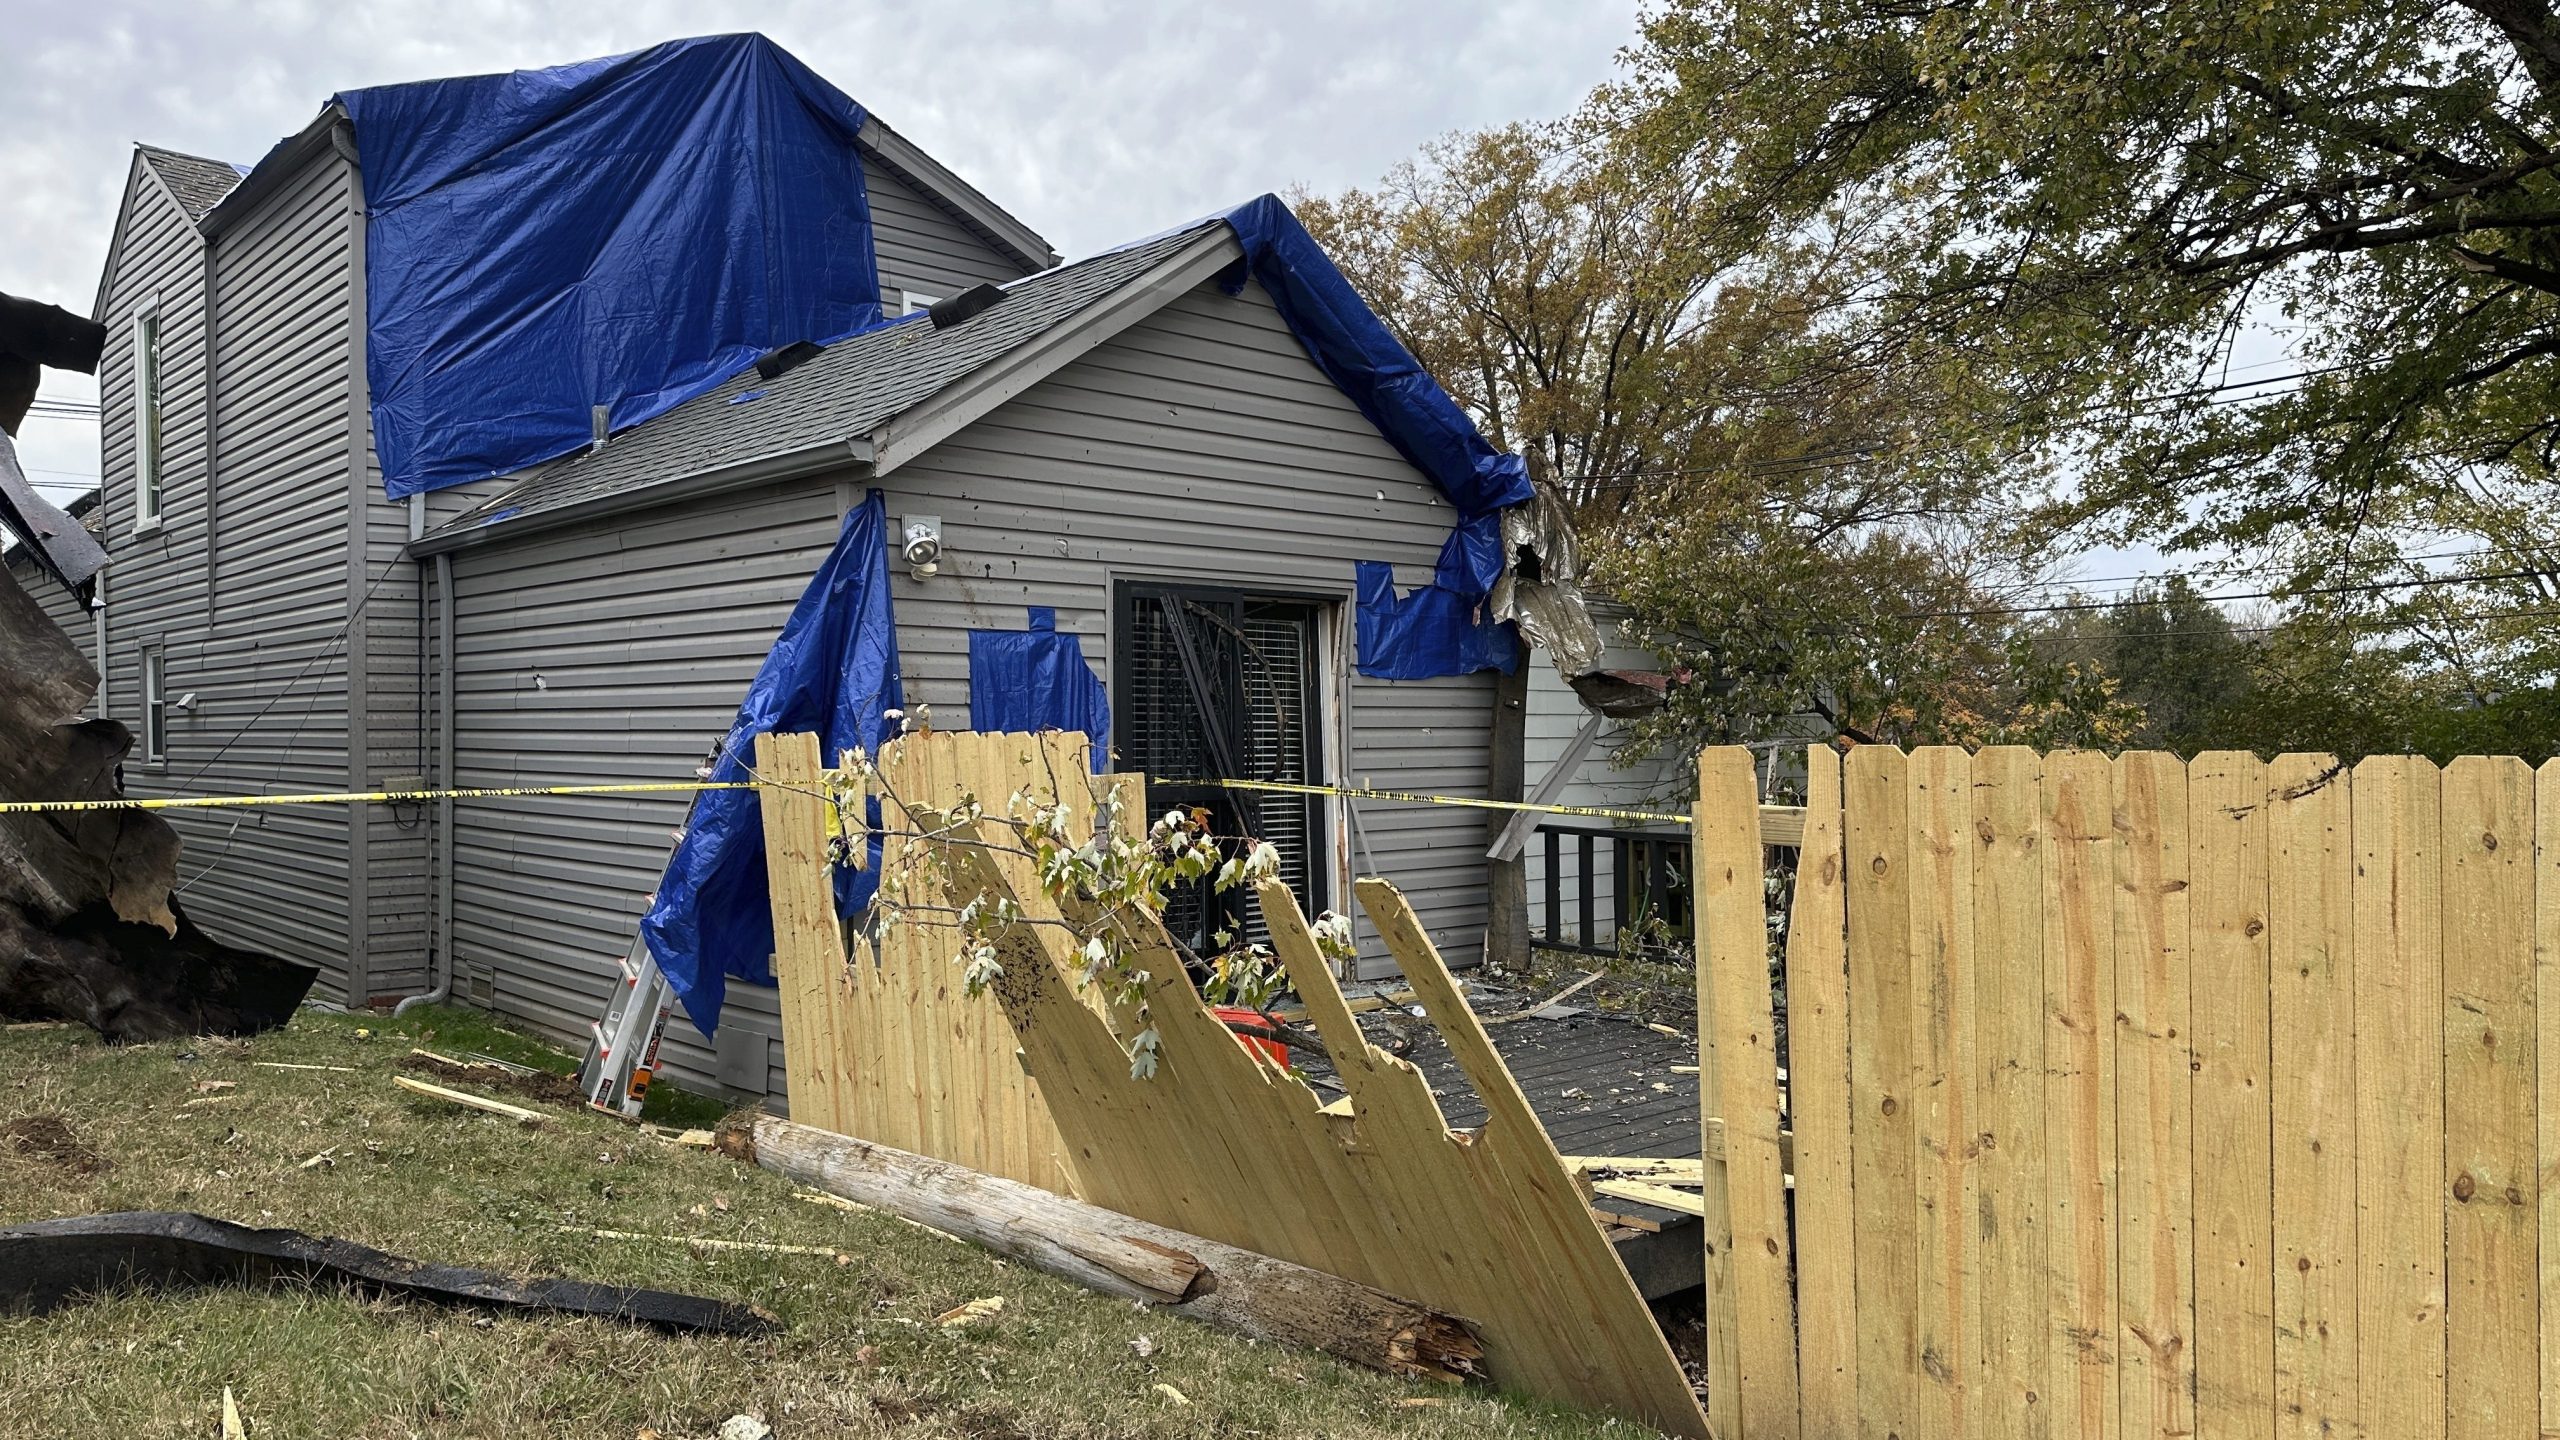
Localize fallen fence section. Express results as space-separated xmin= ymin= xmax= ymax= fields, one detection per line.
xmin=722 ymin=1111 xmax=1484 ymax=1381
xmin=1693 ymin=744 xmax=2560 ymax=1440
xmin=945 ymin=838 xmax=1711 ymax=1437
xmin=761 ymin=726 xmax=1708 ymax=1435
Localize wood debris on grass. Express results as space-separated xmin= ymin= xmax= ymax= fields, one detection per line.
xmin=392 ymin=1075 xmax=545 ymax=1125
xmin=933 ymin=1296 xmax=1004 ymax=1328
xmin=252 ymin=1062 xmax=355 ymax=1073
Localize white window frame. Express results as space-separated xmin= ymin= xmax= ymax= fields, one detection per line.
xmin=141 ymin=647 xmax=167 ymax=765
xmin=132 ymin=300 xmax=164 ymax=533
xmin=900 ymin=290 xmax=941 ymax=317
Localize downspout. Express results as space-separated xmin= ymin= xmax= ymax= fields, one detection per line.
xmin=394 ymin=548 xmax=456 ymax=1018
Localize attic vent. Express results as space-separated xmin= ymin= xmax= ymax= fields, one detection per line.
xmin=754 ymin=340 xmax=826 ymax=382
xmin=927 ymin=284 xmax=1008 ymax=330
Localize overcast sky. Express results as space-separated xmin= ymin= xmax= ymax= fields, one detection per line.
xmin=2 ymin=0 xmax=1638 ymax=497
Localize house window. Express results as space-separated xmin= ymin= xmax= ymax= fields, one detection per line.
xmin=133 ymin=303 xmax=164 ymax=529
xmin=141 ymin=648 xmax=167 ymax=764
xmin=1113 ymin=583 xmax=1329 ymax=956
xmin=900 ymin=290 xmax=940 ymax=316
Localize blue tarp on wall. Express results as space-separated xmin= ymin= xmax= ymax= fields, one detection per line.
xmin=640 ymin=493 xmax=903 ymax=1039
xmin=1221 ymin=195 xmax=1531 ymax=677
xmin=967 ymin=608 xmax=1112 ymax=769
xmin=338 ymin=34 xmax=885 ymax=498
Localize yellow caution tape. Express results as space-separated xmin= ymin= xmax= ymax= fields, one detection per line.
xmin=1152 ymin=776 xmax=1695 ymax=826
xmin=0 ymin=781 xmax=755 ymax=816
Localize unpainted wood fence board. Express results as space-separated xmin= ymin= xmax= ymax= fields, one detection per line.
xmin=1971 ymin=745 xmax=2048 ymax=1440
xmin=2538 ymin=759 xmax=2560 ymax=1440
xmin=2113 ymin=752 xmax=2195 ymax=1440
xmin=2042 ymin=749 xmax=2120 ymax=1440
xmin=2351 ymin=755 xmax=2446 ymax=1440
xmin=1786 ymin=743 xmax=1859 ymax=1435
xmin=2440 ymin=755 xmax=2536 ymax=1440
xmin=1845 ymin=743 xmax=1920 ymax=1440
xmin=2186 ymin=752 xmax=2274 ymax=1440
xmin=1696 ymin=747 xmax=1800 ymax=1438
xmin=1908 ymin=745 xmax=1979 ymax=1440
xmin=2264 ymin=753 xmax=2357 ymax=1440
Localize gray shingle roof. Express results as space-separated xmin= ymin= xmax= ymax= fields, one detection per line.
xmin=430 ymin=220 xmax=1226 ymax=539
xmin=138 ymin=145 xmax=244 ymax=221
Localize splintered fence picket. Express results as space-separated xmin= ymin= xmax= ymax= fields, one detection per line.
xmin=1692 ymin=746 xmax=2557 ymax=1440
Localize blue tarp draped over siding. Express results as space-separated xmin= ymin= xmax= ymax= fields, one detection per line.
xmin=967 ymin=608 xmax=1112 ymax=769
xmin=338 ymin=34 xmax=884 ymax=498
xmin=641 ymin=493 xmax=904 ymax=1039
xmin=1221 ymin=195 xmax=1531 ymax=677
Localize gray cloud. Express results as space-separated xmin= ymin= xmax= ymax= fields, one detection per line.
xmin=2 ymin=1 xmax=1635 ymax=491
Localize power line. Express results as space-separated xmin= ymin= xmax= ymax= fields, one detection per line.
xmin=1906 ymin=565 xmax=2555 ymax=621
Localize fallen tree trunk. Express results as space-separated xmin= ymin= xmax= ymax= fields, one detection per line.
xmin=718 ymin=1113 xmax=1484 ymax=1382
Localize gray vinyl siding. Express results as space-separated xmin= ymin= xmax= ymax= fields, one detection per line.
xmin=107 ymin=148 xmax=365 ymax=998
xmin=885 ymin=278 xmax=1494 ymax=980
xmin=863 ymin=154 xmax=1036 ymax=302
xmin=442 ymin=272 xmax=1492 ymax=1098
xmin=446 ymin=480 xmax=841 ymax=1097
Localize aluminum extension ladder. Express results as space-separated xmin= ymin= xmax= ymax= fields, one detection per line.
xmin=576 ymin=934 xmax=674 ymax=1118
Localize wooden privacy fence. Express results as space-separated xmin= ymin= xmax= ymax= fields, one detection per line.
xmin=1692 ymin=744 xmax=2560 ymax=1440
xmin=757 ymin=728 xmax=1711 ymax=1436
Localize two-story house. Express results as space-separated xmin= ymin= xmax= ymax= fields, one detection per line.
xmin=91 ymin=37 xmax=1639 ymax=1101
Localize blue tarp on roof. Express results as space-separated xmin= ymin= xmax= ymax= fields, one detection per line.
xmin=339 ymin=34 xmax=884 ymax=498
xmin=968 ymin=608 xmax=1112 ymax=769
xmin=640 ymin=492 xmax=904 ymax=1040
xmin=1220 ymin=196 xmax=1530 ymax=677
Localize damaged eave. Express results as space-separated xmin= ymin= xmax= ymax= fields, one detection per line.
xmin=198 ymin=108 xmax=347 ymax=242
xmin=405 ymin=436 xmax=879 ymax=558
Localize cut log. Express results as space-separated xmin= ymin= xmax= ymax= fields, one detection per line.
xmin=719 ymin=1113 xmax=1484 ymax=1382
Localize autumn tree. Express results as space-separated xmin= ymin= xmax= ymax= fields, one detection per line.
xmin=1621 ymin=0 xmax=2560 ymax=595
xmin=1299 ymin=114 xmax=2123 ymax=755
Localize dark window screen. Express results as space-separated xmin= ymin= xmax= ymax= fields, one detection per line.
xmin=1114 ymin=584 xmax=1327 ymax=957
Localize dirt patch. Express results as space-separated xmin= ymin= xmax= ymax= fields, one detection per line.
xmin=397 ymin=1053 xmax=582 ymax=1109
xmin=2 ymin=1114 xmax=108 ymax=1175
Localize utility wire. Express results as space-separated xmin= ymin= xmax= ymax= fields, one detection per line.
xmin=1905 ymin=565 xmax=2558 ymax=621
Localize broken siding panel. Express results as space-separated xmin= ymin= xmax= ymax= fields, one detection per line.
xmin=446 ymin=479 xmax=842 ymax=1093
xmin=863 ymin=154 xmax=1035 ymax=303
xmin=125 ymin=149 xmax=361 ymax=996
xmin=882 ymin=278 xmax=1494 ymax=979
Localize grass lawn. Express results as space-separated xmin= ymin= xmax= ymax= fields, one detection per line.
xmin=0 ymin=1007 xmax=1635 ymax=1439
